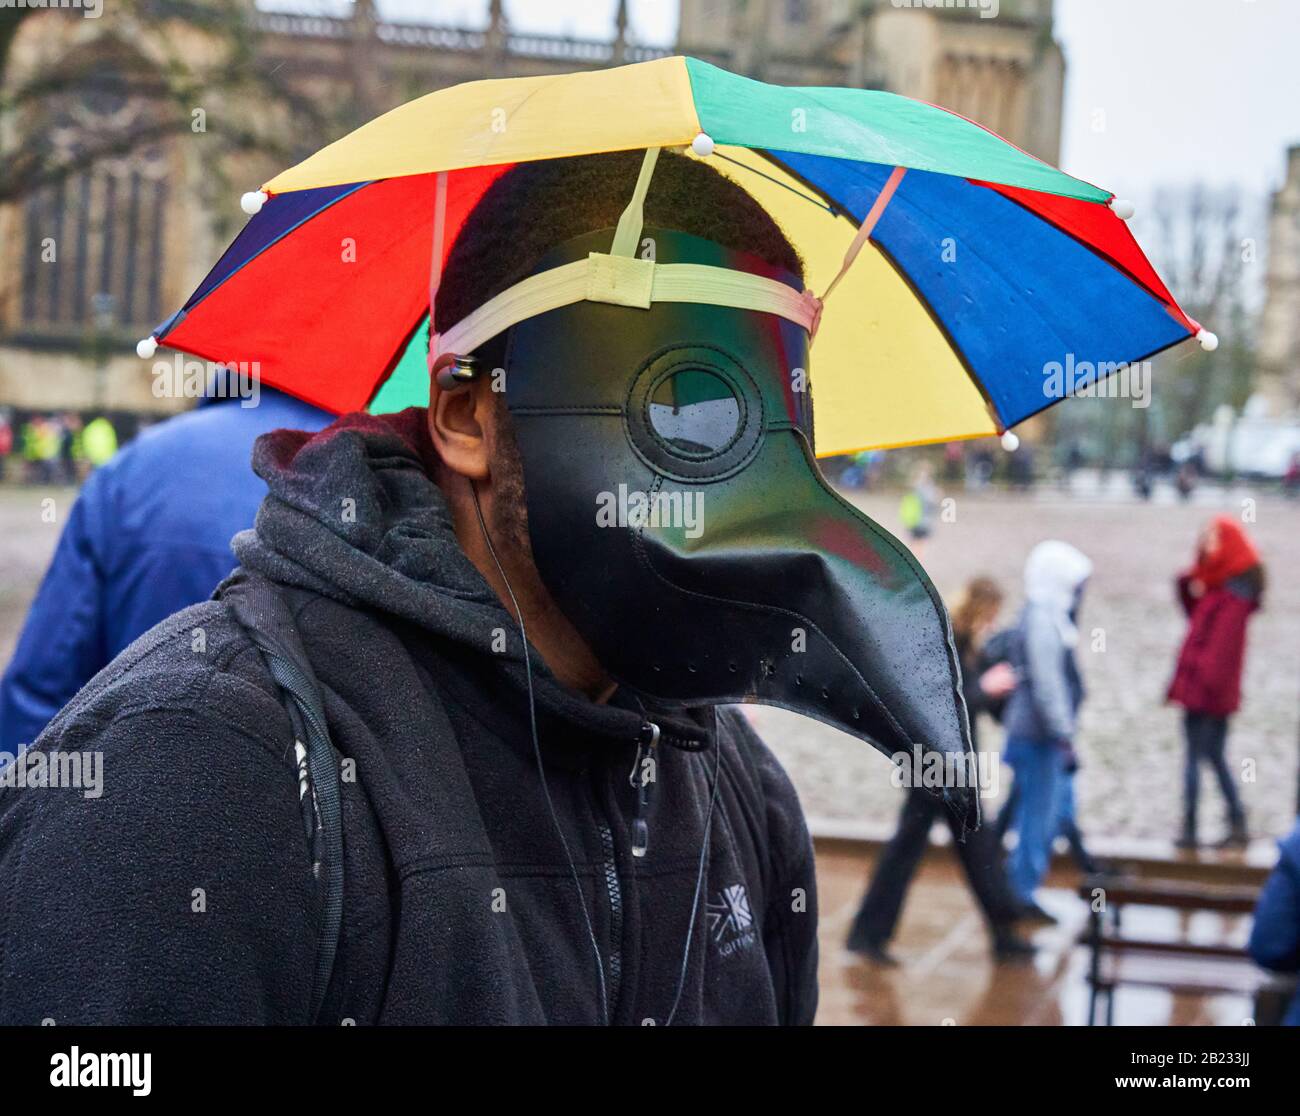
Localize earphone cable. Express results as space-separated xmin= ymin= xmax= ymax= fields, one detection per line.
xmin=470 ymin=481 xmax=610 ymax=1025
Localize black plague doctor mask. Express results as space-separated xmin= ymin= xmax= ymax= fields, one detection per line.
xmin=432 ymin=149 xmax=978 ymax=828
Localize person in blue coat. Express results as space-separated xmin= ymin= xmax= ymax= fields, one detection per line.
xmin=1250 ymin=821 xmax=1300 ymax=1025
xmin=0 ymin=389 xmax=329 ymax=753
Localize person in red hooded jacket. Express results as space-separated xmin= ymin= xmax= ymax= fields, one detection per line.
xmin=1167 ymin=515 xmax=1264 ymax=849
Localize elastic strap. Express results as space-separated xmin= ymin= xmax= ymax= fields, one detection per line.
xmin=434 ymin=256 xmax=819 ymax=360
xmin=426 ymin=170 xmax=449 ymax=374
xmin=428 ymin=147 xmax=895 ymax=362
xmin=610 ymin=146 xmax=661 ymax=258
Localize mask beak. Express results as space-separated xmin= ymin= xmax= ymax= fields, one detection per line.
xmin=637 ymin=432 xmax=980 ymax=831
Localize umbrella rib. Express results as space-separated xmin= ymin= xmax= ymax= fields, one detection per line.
xmin=712 ymin=150 xmax=837 ymax=215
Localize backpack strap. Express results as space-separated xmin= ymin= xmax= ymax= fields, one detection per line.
xmin=223 ymin=573 xmax=343 ymax=1024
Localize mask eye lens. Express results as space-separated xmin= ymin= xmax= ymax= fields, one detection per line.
xmin=648 ymin=369 xmax=741 ymax=457
xmin=626 ymin=346 xmax=762 ymax=482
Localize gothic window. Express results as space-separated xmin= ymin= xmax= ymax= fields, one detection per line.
xmin=9 ymin=51 xmax=174 ymax=341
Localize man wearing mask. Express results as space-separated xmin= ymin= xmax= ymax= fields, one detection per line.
xmin=0 ymin=151 xmax=974 ymax=1025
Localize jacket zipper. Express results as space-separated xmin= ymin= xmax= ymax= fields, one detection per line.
xmin=597 ymin=822 xmax=623 ymax=1013
xmin=596 ymin=721 xmax=660 ymax=1022
xmin=630 ymin=721 xmax=660 ymax=858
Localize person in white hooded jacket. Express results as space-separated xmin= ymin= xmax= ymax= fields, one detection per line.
xmin=1000 ymin=541 xmax=1094 ymax=913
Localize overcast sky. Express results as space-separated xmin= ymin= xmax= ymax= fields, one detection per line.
xmin=1055 ymin=0 xmax=1297 ymax=201
xmin=319 ymin=0 xmax=1298 ymax=198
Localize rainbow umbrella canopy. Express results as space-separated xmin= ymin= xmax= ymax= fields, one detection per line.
xmin=140 ymin=56 xmax=1209 ymax=454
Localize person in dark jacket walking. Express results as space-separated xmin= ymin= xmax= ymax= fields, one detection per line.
xmin=1249 ymin=820 xmax=1300 ymax=1025
xmin=1167 ymin=515 xmax=1263 ymax=849
xmin=0 ymin=389 xmax=329 ymax=754
xmin=847 ymin=576 xmax=1032 ymax=963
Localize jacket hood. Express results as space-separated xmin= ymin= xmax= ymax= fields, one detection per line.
xmin=1192 ymin=515 xmax=1260 ymax=590
xmin=231 ymin=408 xmax=709 ymax=746
xmin=235 ymin=409 xmax=506 ymax=644
xmin=1024 ymin=540 xmax=1093 ymax=647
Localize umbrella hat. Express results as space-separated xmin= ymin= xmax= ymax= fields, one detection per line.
xmin=141 ymin=56 xmax=1207 ymax=453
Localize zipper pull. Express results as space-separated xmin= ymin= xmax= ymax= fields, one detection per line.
xmin=630 ymin=721 xmax=660 ymax=858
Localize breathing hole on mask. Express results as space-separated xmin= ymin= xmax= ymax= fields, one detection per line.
xmin=647 ymin=368 xmax=742 ymax=457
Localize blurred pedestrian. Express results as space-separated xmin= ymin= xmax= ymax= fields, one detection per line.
xmin=21 ymin=415 xmax=60 ymax=484
xmin=963 ymin=445 xmax=990 ymax=491
xmin=1248 ymin=819 xmax=1300 ymax=1025
xmin=1001 ymin=540 xmax=1093 ymax=919
xmin=1007 ymin=440 xmax=1035 ymax=489
xmin=1133 ymin=448 xmax=1154 ymax=501
xmin=0 ymin=410 xmax=12 ymax=482
xmin=846 ymin=576 xmax=1032 ymax=963
xmin=58 ymin=413 xmax=82 ymax=483
xmin=1283 ymin=451 xmax=1300 ymax=499
xmin=1167 ymin=515 xmax=1262 ymax=849
xmin=942 ymin=441 xmax=963 ymax=483
xmin=899 ymin=461 xmax=938 ymax=557
xmin=0 ymin=389 xmax=329 ymax=752
xmin=81 ymin=414 xmax=118 ymax=469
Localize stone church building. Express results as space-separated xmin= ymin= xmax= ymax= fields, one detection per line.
xmin=0 ymin=0 xmax=1065 ymax=419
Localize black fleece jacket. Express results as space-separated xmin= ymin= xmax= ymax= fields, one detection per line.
xmin=0 ymin=410 xmax=818 ymax=1025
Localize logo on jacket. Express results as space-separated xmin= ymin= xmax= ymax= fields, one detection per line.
xmin=707 ymin=884 xmax=757 ymax=957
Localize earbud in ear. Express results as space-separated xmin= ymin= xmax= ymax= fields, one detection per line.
xmin=432 ymin=353 xmax=481 ymax=391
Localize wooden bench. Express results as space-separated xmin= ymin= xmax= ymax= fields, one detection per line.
xmin=1078 ymin=875 xmax=1274 ymax=1025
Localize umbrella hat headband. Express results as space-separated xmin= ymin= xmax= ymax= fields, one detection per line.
xmin=428 ymin=147 xmax=903 ymax=376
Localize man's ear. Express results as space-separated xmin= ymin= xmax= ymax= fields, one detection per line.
xmin=428 ymin=376 xmax=492 ymax=482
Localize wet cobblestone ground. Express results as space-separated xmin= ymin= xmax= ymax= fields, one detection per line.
xmin=813 ymin=841 xmax=1260 ymax=1025
xmin=0 ymin=486 xmax=76 ymax=669
xmin=2 ymin=478 xmax=1298 ymax=843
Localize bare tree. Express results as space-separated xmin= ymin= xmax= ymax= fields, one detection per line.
xmin=1146 ymin=183 xmax=1257 ymax=439
xmin=0 ymin=0 xmax=338 ymax=208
